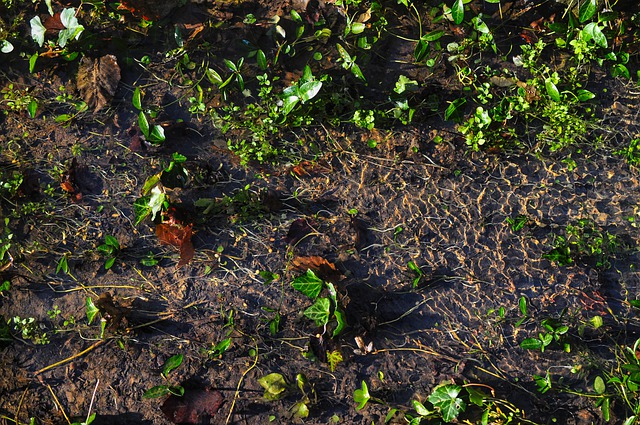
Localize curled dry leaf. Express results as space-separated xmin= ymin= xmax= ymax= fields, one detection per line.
xmin=291 ymin=256 xmax=344 ymax=283
xmin=161 ymin=388 xmax=224 ymax=424
xmin=156 ymin=223 xmax=194 ymax=268
xmin=77 ymin=55 xmax=121 ymax=112
xmin=60 ymin=157 xmax=82 ymax=200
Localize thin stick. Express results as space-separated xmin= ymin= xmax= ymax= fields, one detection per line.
xmin=35 ymin=340 xmax=107 ymax=375
xmin=14 ymin=386 xmax=28 ymax=425
xmin=86 ymin=379 xmax=99 ymax=424
xmin=46 ymin=384 xmax=71 ymax=425
xmin=225 ymin=341 xmax=258 ymax=425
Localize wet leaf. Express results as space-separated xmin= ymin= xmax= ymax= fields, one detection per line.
xmin=292 ymin=269 xmax=324 ymax=299
xmin=160 ymin=388 xmax=223 ymax=423
xmin=258 ymin=373 xmax=288 ymax=401
xmin=304 ymin=297 xmax=331 ymax=327
xmin=291 ymin=256 xmax=344 ymax=283
xmin=77 ymin=55 xmax=121 ymax=112
xmin=284 ymin=218 xmax=313 ymax=245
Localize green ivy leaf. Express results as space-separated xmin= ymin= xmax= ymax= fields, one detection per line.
xmin=30 ymin=16 xmax=46 ymax=47
xmin=427 ymin=384 xmax=466 ymax=422
xmin=520 ymin=337 xmax=543 ymax=350
xmin=579 ymin=0 xmax=597 ymax=23
xmin=292 ymin=270 xmax=324 ymax=299
xmin=451 ymin=0 xmax=464 ymax=25
xmin=162 ymin=354 xmax=183 ymax=378
xmin=133 ymin=196 xmax=151 ymax=225
xmin=354 ymin=381 xmax=370 ymax=410
xmin=258 ymin=372 xmax=288 ymax=400
xmin=132 ymin=87 xmax=142 ymax=110
xmin=142 ymin=385 xmax=170 ymax=399
xmin=303 ymin=298 xmax=331 ymax=327
xmin=545 ymin=78 xmax=561 ymax=102
xmin=86 ymin=297 xmax=99 ymax=325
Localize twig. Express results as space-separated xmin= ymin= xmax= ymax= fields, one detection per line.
xmin=46 ymin=384 xmax=71 ymax=425
xmin=86 ymin=379 xmax=99 ymax=424
xmin=225 ymin=339 xmax=259 ymax=425
xmin=14 ymin=386 xmax=28 ymax=425
xmin=35 ymin=339 xmax=107 ymax=375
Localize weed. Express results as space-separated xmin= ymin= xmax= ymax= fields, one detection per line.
xmin=10 ymin=316 xmax=49 ymax=345
xmin=520 ymin=316 xmax=571 ymax=353
xmin=132 ymin=87 xmax=166 ymax=144
xmin=96 ymin=235 xmax=120 ymax=270
xmin=143 ymin=354 xmax=185 ymax=398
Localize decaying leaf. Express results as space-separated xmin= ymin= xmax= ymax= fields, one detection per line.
xmin=284 ymin=218 xmax=314 ymax=246
xmin=77 ymin=55 xmax=121 ymax=112
xmin=161 ymin=388 xmax=223 ymax=424
xmin=60 ymin=158 xmax=81 ymax=200
xmin=156 ymin=222 xmax=194 ymax=268
xmin=291 ymin=256 xmax=344 ymax=283
xmin=95 ymin=292 xmax=128 ymax=331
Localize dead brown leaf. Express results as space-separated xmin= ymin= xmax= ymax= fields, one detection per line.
xmin=291 ymin=256 xmax=344 ymax=283
xmin=156 ymin=223 xmax=194 ymax=268
xmin=284 ymin=218 xmax=314 ymax=246
xmin=77 ymin=55 xmax=121 ymax=112
xmin=161 ymin=388 xmax=223 ymax=424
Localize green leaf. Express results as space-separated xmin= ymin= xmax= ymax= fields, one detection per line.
xmin=105 ymin=235 xmax=120 ymax=250
xmin=579 ymin=0 xmax=597 ymax=23
xmin=577 ymin=89 xmax=595 ymax=101
xmin=282 ymin=95 xmax=300 ymax=116
xmin=290 ymin=9 xmax=302 ymax=22
xmin=292 ymin=270 xmax=324 ymax=299
xmin=138 ymin=111 xmax=150 ymax=138
xmin=414 ymin=40 xmax=429 ymax=62
xmin=104 ymin=256 xmax=115 ymax=270
xmin=133 ymin=87 xmax=142 ymax=110
xmin=303 ymin=298 xmax=331 ymax=327
xmin=168 ymin=385 xmax=185 ymax=396
xmin=326 ymin=350 xmax=343 ymax=372
xmin=545 ymin=78 xmax=561 ymax=102
xmin=142 ymin=385 xmax=170 ymax=399
xmin=86 ymin=297 xmax=99 ymax=325
xmin=350 ymin=22 xmax=366 ymax=35
xmin=30 ymin=16 xmax=46 ymax=47
xmin=465 ymin=386 xmax=487 ymax=407
xmin=206 ymin=68 xmax=223 ymax=85
xmin=1 ymin=40 xmax=14 ymax=53
xmin=520 ymin=337 xmax=543 ymax=350
xmin=148 ymin=186 xmax=166 ymax=221
xmin=423 ymin=30 xmax=445 ymax=42
xmin=519 ymin=296 xmax=528 ymax=316
xmin=162 ymin=354 xmax=183 ymax=378
xmin=612 ymin=64 xmax=630 ymax=79
xmin=148 ymin=125 xmax=166 ymax=143
xmin=594 ymin=376 xmax=606 ymax=394
xmin=133 ymin=196 xmax=151 ymax=225
xmin=336 ymin=43 xmax=352 ymax=64
xmin=350 ymin=62 xmax=366 ymax=82
xmin=29 ymin=53 xmax=38 ymax=73
xmin=445 ymin=98 xmax=466 ymax=122
xmin=224 ymin=58 xmax=237 ymax=72
xmin=412 ymin=400 xmax=430 ymax=416
xmin=427 ymin=384 xmax=466 ymax=422
xmin=298 ymin=81 xmax=322 ymax=102
xmin=354 ymin=381 xmax=370 ymax=410
xmin=258 ymin=372 xmax=288 ymax=401
xmin=256 ymin=49 xmax=267 ymax=70
xmin=451 ymin=0 xmax=464 ymax=25
xmin=582 ymin=23 xmax=607 ymax=48
xmin=209 ymin=338 xmax=231 ymax=357
xmin=27 ymin=100 xmax=38 ymax=118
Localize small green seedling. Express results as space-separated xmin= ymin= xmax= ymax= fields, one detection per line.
xmin=132 ymin=87 xmax=166 ymax=144
xmin=97 ymin=235 xmax=120 ymax=270
xmin=143 ymin=354 xmax=185 ymax=398
xmin=407 ymin=261 xmax=424 ymax=288
xmin=520 ymin=317 xmax=570 ymax=353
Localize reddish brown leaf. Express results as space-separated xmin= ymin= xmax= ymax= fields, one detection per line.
xmin=291 ymin=256 xmax=344 ymax=283
xmin=284 ymin=218 xmax=314 ymax=246
xmin=161 ymin=388 xmax=223 ymax=424
xmin=60 ymin=158 xmax=82 ymax=200
xmin=43 ymin=13 xmax=65 ymax=32
xmin=156 ymin=223 xmax=194 ymax=268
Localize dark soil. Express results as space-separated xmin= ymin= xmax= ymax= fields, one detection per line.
xmin=1 ymin=0 xmax=640 ymax=424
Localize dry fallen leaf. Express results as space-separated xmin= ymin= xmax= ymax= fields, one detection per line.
xmin=284 ymin=218 xmax=314 ymax=246
xmin=161 ymin=388 xmax=223 ymax=424
xmin=291 ymin=256 xmax=344 ymax=283
xmin=77 ymin=55 xmax=121 ymax=112
xmin=156 ymin=222 xmax=194 ymax=268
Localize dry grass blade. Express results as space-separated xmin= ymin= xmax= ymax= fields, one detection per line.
xmin=77 ymin=55 xmax=121 ymax=112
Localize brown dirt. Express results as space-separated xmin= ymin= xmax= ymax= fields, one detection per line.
xmin=1 ymin=0 xmax=640 ymax=424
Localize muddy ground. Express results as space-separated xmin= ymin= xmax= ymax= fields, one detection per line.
xmin=2 ymin=0 xmax=640 ymax=424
